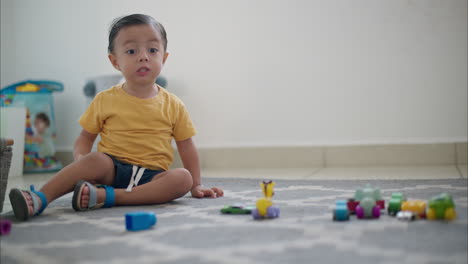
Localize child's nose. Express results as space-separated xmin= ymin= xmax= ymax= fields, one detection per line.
xmin=139 ymin=52 xmax=149 ymax=62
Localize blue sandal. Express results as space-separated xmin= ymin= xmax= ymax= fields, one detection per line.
xmin=72 ymin=180 xmax=115 ymax=211
xmin=9 ymin=185 xmax=48 ymax=221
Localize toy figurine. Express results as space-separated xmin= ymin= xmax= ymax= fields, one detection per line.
xmin=252 ymin=180 xmax=280 ymax=219
xmin=388 ymin=192 xmax=407 ymax=216
xmin=125 ymin=212 xmax=157 ymax=231
xmin=333 ymin=200 xmax=350 ymax=221
xmin=426 ymin=193 xmax=457 ymax=220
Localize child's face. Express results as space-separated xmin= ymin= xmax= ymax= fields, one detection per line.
xmin=34 ymin=118 xmax=47 ymax=134
xmin=108 ymin=24 xmax=168 ymax=87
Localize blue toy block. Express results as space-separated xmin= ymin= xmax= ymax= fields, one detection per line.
xmin=125 ymin=212 xmax=157 ymax=231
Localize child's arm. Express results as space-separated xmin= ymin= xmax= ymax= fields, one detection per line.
xmin=176 ymin=137 xmax=223 ymax=198
xmin=73 ymin=129 xmax=98 ymax=161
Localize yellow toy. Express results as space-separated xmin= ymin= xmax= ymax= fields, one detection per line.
xmin=252 ymin=180 xmax=280 ymax=219
xmin=16 ymin=83 xmax=40 ymax=92
xmin=401 ymin=200 xmax=427 ymax=218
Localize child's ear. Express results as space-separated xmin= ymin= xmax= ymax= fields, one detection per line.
xmin=162 ymin=51 xmax=169 ymax=64
xmin=108 ymin=53 xmax=121 ymax=71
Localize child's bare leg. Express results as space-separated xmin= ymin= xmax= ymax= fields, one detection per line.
xmin=80 ymin=168 xmax=192 ymax=208
xmin=21 ymin=152 xmax=115 ymax=215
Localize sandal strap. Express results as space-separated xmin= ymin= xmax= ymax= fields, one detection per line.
xmin=29 ymin=185 xmax=48 ymax=216
xmin=75 ymin=181 xmax=115 ymax=210
xmin=84 ymin=182 xmax=115 ymax=208
xmin=82 ymin=181 xmax=98 ymax=208
xmin=28 ymin=190 xmax=40 ymax=215
xmin=99 ymin=185 xmax=115 ymax=208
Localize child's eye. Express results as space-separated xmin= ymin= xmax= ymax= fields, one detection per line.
xmin=149 ymin=48 xmax=158 ymax=53
xmin=126 ymin=49 xmax=136 ymax=54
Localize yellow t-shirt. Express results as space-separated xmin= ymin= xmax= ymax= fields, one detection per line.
xmin=79 ymin=84 xmax=196 ymax=170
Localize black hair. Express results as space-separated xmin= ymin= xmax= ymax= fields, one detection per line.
xmin=108 ymin=14 xmax=167 ymax=53
xmin=35 ymin=112 xmax=50 ymax=127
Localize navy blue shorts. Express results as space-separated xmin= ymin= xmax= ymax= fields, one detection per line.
xmin=104 ymin=153 xmax=165 ymax=189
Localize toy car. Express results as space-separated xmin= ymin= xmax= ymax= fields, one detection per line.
xmin=426 ymin=193 xmax=457 ymax=220
xmin=401 ymin=200 xmax=427 ymax=218
xmin=252 ymin=180 xmax=280 ymax=219
xmin=333 ymin=200 xmax=350 ymax=221
xmin=221 ymin=203 xmax=255 ymax=214
xmin=349 ymin=184 xmax=384 ymax=219
xmin=349 ymin=184 xmax=385 ymax=213
xmin=354 ymin=184 xmax=382 ymax=219
xmin=356 ymin=198 xmax=381 ymax=219
xmin=396 ymin=211 xmax=416 ymax=221
xmin=388 ymin=192 xmax=407 ymax=216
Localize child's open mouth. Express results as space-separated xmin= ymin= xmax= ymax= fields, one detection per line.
xmin=136 ymin=67 xmax=150 ymax=76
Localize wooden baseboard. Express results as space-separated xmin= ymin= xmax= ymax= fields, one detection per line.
xmin=56 ymin=142 xmax=467 ymax=169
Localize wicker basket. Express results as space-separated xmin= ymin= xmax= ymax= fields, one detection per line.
xmin=0 ymin=145 xmax=13 ymax=213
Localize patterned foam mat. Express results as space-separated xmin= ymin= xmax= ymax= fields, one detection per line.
xmin=1 ymin=178 xmax=467 ymax=264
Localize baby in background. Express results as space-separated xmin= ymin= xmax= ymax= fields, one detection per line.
xmin=28 ymin=112 xmax=55 ymax=158
xmin=9 ymin=14 xmax=223 ymax=221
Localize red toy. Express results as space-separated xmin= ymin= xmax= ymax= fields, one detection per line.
xmin=347 ymin=198 xmax=360 ymax=214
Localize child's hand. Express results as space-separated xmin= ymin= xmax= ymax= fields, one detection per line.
xmin=191 ymin=185 xmax=224 ymax=198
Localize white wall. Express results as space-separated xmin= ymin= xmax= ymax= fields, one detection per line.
xmin=1 ymin=0 xmax=467 ymax=150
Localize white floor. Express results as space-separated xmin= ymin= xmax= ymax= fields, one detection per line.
xmin=2 ymin=165 xmax=467 ymax=213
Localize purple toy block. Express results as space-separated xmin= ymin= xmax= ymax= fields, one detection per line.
xmin=0 ymin=219 xmax=12 ymax=236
